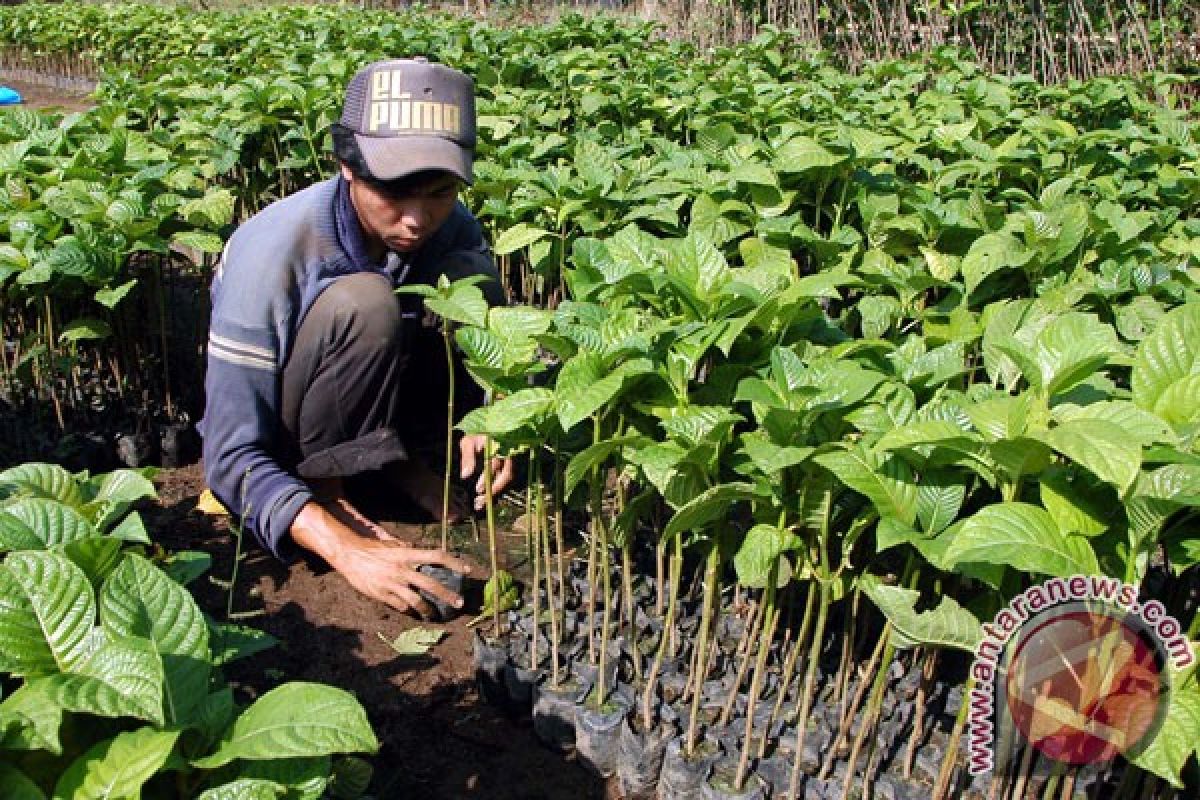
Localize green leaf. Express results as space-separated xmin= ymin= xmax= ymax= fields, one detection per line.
xmin=1053 ymin=401 xmax=1174 ymax=447
xmin=1039 ymin=419 xmax=1142 ymax=494
xmin=1127 ymin=680 xmax=1200 ymax=788
xmin=0 ymin=763 xmax=46 ymax=800
xmin=161 ymin=550 xmax=212 ymax=586
xmin=3 ymin=499 xmax=96 ymax=548
xmin=859 ymin=574 xmax=981 ymax=651
xmin=0 ymin=682 xmax=64 ymax=753
xmin=663 ymin=482 xmax=757 ymax=540
xmin=83 ymin=469 xmax=156 ymax=509
xmin=100 ymin=554 xmax=211 ymax=726
xmin=733 ymin=524 xmax=794 ymax=589
xmin=457 ymin=389 xmax=555 ymax=437
xmin=208 ymin=622 xmax=278 ymax=667
xmin=961 ymin=232 xmax=1028 ymax=296
xmin=916 ymin=474 xmax=967 ymax=536
xmin=193 ymin=683 xmax=378 ymax=768
xmin=660 ymin=405 xmax=741 ymax=449
xmin=814 ymin=444 xmax=918 ymax=526
xmin=773 ymin=136 xmax=842 ymax=172
xmin=564 ymin=435 xmax=649 ymax=499
xmin=0 ymin=551 xmax=96 ymax=674
xmin=556 ymin=355 xmax=651 ymax=430
xmin=60 ymin=537 xmax=125 ymax=588
xmin=477 ymin=570 xmax=521 ymax=621
xmin=329 ymin=756 xmax=373 ymax=800
xmin=94 ymin=279 xmax=137 ymax=310
xmin=106 ymin=511 xmax=150 ymax=544
xmin=1039 ymin=468 xmax=1111 ymax=537
xmin=196 ymin=780 xmax=286 ymax=800
xmin=1132 ymin=304 xmax=1200 ymax=413
xmin=377 ymin=627 xmax=444 ymax=657
xmin=180 ymin=188 xmax=235 ymax=227
xmin=737 ymin=432 xmax=813 ymax=476
xmin=59 ymin=318 xmax=112 ymax=345
xmin=1028 ymin=313 xmax=1119 ymax=396
xmin=53 ymin=727 xmax=180 ymax=800
xmin=629 ymin=442 xmax=706 ymax=509
xmin=36 ymin=635 xmax=165 ymax=724
xmin=0 ymin=512 xmax=41 ymax=552
xmin=423 ymin=284 xmax=489 ymax=328
xmin=239 ymin=757 xmax=330 ymax=800
xmin=0 ymin=463 xmax=83 ymax=506
xmin=946 ymin=503 xmax=1101 ymax=578
xmin=173 ymin=231 xmax=225 ymax=254
xmin=493 ymin=223 xmax=551 ymax=256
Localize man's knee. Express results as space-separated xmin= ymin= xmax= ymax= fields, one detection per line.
xmin=315 ymin=272 xmax=402 ymax=346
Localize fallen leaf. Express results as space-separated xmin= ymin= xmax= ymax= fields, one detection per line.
xmin=378 ymin=627 xmax=445 ymax=656
xmin=196 ymin=488 xmax=230 ymax=516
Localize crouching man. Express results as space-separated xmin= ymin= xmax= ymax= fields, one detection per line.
xmin=202 ymin=58 xmax=512 ymax=616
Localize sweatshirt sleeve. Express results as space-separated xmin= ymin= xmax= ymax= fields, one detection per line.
xmin=202 ymin=256 xmax=312 ymax=561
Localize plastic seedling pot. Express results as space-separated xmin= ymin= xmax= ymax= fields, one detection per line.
xmin=700 ymin=761 xmax=767 ymax=800
xmin=574 ymin=690 xmax=632 ymax=779
xmin=753 ymin=754 xmax=791 ymax=797
xmin=616 ymin=713 xmax=672 ymax=800
xmin=532 ymin=675 xmax=584 ymax=752
xmin=472 ymin=631 xmax=507 ymax=707
xmin=503 ymin=659 xmax=541 ymax=710
xmin=417 ymin=564 xmax=464 ymax=621
xmin=659 ymin=736 xmax=722 ymax=800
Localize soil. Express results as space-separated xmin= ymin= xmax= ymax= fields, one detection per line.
xmin=149 ymin=463 xmax=607 ymax=799
xmin=0 ymin=76 xmax=95 ymax=112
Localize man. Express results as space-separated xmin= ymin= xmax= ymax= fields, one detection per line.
xmin=202 ymin=58 xmax=512 ymax=617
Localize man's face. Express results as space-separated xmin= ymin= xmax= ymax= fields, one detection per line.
xmin=341 ymin=164 xmax=460 ymax=254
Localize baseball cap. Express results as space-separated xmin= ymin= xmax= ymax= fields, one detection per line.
xmin=340 ymin=57 xmax=477 ymax=185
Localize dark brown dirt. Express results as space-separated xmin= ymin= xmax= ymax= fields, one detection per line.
xmin=148 ymin=463 xmax=607 ymax=799
xmin=0 ymin=76 xmax=94 ymax=112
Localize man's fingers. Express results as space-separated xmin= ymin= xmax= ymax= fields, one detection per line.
xmin=388 ymin=586 xmax=433 ymax=620
xmin=405 ymin=547 xmax=473 ymax=577
xmin=494 ymin=457 xmax=515 ymax=493
xmin=459 ymin=436 xmax=479 ymax=480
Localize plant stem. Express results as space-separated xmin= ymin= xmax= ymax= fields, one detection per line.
xmin=539 ymin=470 xmax=560 ymax=685
xmin=484 ymin=437 xmax=501 ymax=635
xmin=440 ymin=322 xmax=455 ymax=550
xmin=839 ymin=624 xmax=895 ymax=798
xmin=760 ymin=581 xmax=815 ymax=761
xmin=933 ymin=675 xmax=975 ymax=800
xmin=595 ymin=502 xmax=613 ymax=708
xmin=530 ymin=458 xmax=541 ymax=672
xmin=719 ymin=598 xmax=764 ymax=727
xmin=904 ymin=648 xmax=938 ymax=779
xmin=787 ymin=580 xmax=831 ymax=800
xmin=686 ymin=541 xmax=721 ymax=757
xmin=819 ymin=617 xmax=886 ymax=780
xmin=735 ymin=564 xmax=780 ymax=791
xmin=642 ymin=533 xmax=683 ymax=732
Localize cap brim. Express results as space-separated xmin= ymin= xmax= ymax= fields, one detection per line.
xmin=356 ymin=134 xmax=473 ymax=185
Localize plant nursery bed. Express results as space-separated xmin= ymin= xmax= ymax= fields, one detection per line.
xmin=146 ymin=462 xmax=609 ymax=800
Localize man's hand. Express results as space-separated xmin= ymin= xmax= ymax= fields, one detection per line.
xmin=291 ymin=502 xmax=471 ymax=617
xmin=459 ymin=434 xmax=514 ymax=511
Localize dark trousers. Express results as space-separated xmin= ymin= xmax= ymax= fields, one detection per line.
xmin=280 ymin=258 xmax=497 ymax=482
